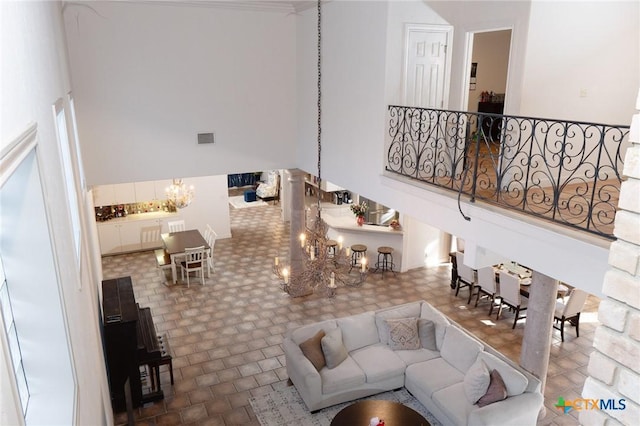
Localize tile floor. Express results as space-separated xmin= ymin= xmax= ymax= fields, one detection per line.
xmin=106 ymin=196 xmax=599 ymax=425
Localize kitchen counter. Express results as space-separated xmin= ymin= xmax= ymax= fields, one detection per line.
xmin=322 ymin=211 xmax=403 ymax=235
xmin=96 ymin=211 xmax=181 ymax=255
xmin=320 ymin=206 xmax=405 ymax=273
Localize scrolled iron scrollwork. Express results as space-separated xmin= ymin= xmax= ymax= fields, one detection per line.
xmin=386 ymin=105 xmax=629 ymax=239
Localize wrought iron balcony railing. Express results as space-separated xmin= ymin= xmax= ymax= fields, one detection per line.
xmin=386 ymin=105 xmax=630 ymax=239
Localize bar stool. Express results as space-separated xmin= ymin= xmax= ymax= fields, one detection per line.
xmin=327 ymin=240 xmax=338 ymax=257
xmin=350 ymin=244 xmax=367 ymax=272
xmin=374 ymin=246 xmax=396 ymax=279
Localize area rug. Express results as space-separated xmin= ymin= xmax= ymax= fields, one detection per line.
xmin=249 ymin=386 xmax=442 ymax=426
xmin=228 ymin=195 xmax=268 ymax=209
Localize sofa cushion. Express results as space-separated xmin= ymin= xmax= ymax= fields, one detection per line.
xmin=386 ymin=318 xmax=420 ymax=350
xmin=299 ymin=329 xmax=326 ymax=371
xmin=350 ymin=344 xmax=406 ymax=383
xmin=321 ymin=328 xmax=348 ymax=369
xmin=440 ymin=326 xmax=484 ymax=372
xmin=290 ymin=319 xmax=337 ymax=345
xmin=405 ymin=358 xmax=464 ymax=398
xmin=420 ymin=302 xmax=451 ymax=349
xmin=375 ymin=302 xmax=422 ymax=344
xmin=395 ymin=348 xmax=440 ymax=366
xmin=418 ymin=318 xmax=437 ymax=350
xmin=320 ymin=355 xmax=366 ymax=394
xmin=463 ymin=357 xmax=490 ymax=404
xmin=432 ymin=382 xmax=474 ymax=426
xmin=478 ymin=351 xmax=528 ymax=396
xmin=337 ymin=312 xmax=379 ymax=352
xmin=477 ymin=369 xmax=508 ymax=407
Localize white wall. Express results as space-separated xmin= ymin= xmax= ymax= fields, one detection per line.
xmin=296 ymin=0 xmax=389 ymax=197
xmin=385 ymin=0 xmax=449 ymax=106
xmin=63 ymin=1 xmax=297 ymax=186
xmin=175 ymin=175 xmax=232 ymax=239
xmin=294 ymin=0 xmax=633 ymax=296
xmin=520 ymin=1 xmax=639 ymax=123
xmin=424 ymin=0 xmax=532 ymax=114
xmin=401 ymin=215 xmax=446 ymax=270
xmin=1 ymin=1 xmax=110 ymax=424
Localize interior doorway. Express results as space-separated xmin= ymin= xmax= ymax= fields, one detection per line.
xmin=464 ymin=29 xmax=512 ymax=115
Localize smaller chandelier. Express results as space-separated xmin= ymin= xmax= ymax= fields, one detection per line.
xmin=165 ymin=179 xmax=194 ymax=209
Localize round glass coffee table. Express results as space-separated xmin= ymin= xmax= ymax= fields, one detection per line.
xmin=330 ymin=400 xmax=430 ymax=426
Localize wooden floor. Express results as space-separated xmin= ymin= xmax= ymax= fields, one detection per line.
xmin=427 ymin=142 xmax=619 ymax=237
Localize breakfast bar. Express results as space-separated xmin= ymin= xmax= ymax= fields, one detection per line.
xmin=321 ymin=208 xmax=405 ymax=273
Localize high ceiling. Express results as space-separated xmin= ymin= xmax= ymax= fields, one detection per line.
xmin=111 ymin=0 xmax=319 ymax=14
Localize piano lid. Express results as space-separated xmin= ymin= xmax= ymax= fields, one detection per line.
xmin=102 ymin=276 xmax=138 ymax=324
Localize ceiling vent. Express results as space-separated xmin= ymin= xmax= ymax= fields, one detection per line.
xmin=197 ymin=133 xmax=214 ymax=144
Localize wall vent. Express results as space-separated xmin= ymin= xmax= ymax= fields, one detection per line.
xmin=197 ymin=133 xmax=215 ymax=144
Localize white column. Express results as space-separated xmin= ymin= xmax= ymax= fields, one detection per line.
xmin=520 ymin=271 xmax=558 ymax=419
xmin=287 ymin=169 xmax=312 ymax=297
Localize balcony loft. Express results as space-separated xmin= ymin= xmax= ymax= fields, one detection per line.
xmin=385 ymin=106 xmax=630 ymax=240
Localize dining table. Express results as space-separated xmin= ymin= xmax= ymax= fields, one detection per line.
xmin=493 ymin=263 xmax=568 ymax=299
xmin=161 ymin=229 xmax=210 ymax=284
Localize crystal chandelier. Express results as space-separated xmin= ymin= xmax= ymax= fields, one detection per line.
xmin=272 ymin=0 xmax=367 ymax=297
xmin=165 ymin=179 xmax=194 ymax=209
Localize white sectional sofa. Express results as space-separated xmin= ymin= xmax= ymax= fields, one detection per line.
xmin=283 ymin=300 xmax=543 ymax=426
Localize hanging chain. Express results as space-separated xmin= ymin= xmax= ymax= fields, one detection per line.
xmin=316 ymin=0 xmax=322 ymax=219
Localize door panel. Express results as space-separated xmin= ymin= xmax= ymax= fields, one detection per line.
xmin=404 ymin=25 xmax=451 ymax=108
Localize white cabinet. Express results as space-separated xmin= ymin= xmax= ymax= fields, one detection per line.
xmin=93 ymin=183 xmax=137 ymax=206
xmin=94 ymin=179 xmax=171 ymax=206
xmin=134 ymin=181 xmax=156 ymax=201
xmin=98 ymin=223 xmax=124 ymax=255
xmin=113 ymin=183 xmax=136 ymax=204
xmin=98 ymin=215 xmax=179 ymax=255
xmin=98 ymin=222 xmax=142 ymax=255
xmin=93 ymin=185 xmax=116 ymax=206
xmin=119 ymin=222 xmax=142 ymax=252
xmin=155 ymin=180 xmax=172 ymax=200
xmin=323 ymin=181 xmax=344 ymax=192
xmin=135 ymin=180 xmax=171 ymax=202
xmin=304 ymin=174 xmax=344 ymax=192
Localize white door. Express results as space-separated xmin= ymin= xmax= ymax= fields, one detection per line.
xmin=403 ymin=24 xmax=452 ymax=108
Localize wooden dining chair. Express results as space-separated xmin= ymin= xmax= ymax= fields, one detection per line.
xmin=475 ymin=266 xmax=500 ymax=315
xmin=497 ymin=270 xmax=528 ymax=329
xmin=180 ymin=246 xmax=205 ymax=287
xmin=455 ymin=251 xmax=477 ymax=303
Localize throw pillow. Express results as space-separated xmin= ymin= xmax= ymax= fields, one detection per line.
xmin=463 ymin=357 xmax=491 ymax=404
xmin=321 ymin=327 xmax=348 ymax=369
xmin=417 ymin=318 xmax=437 ymax=350
xmin=477 ymin=351 xmax=528 ymax=397
xmin=477 ymin=369 xmax=508 ymax=407
xmin=337 ymin=312 xmax=379 ymax=352
xmin=386 ymin=318 xmax=420 ymax=350
xmin=299 ymin=330 xmax=326 ymax=371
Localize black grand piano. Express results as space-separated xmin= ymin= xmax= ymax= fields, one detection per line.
xmin=102 ymin=276 xmax=172 ymax=412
